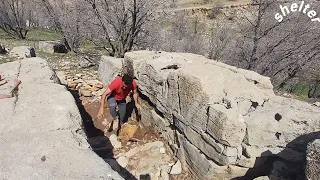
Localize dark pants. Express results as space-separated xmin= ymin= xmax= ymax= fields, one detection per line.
xmin=107 ymin=95 xmax=126 ymax=125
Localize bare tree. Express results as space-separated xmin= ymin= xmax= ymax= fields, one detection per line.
xmin=84 ymin=0 xmax=155 ymax=57
xmin=207 ymin=24 xmax=232 ymax=60
xmin=0 ymin=0 xmax=31 ymax=39
xmin=41 ymin=0 xmax=72 ymax=51
xmin=41 ymin=0 xmax=91 ymax=53
xmin=233 ymin=0 xmax=320 ymax=90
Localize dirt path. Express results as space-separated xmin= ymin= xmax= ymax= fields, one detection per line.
xmin=42 ymin=52 xmax=191 ymax=179
xmin=69 ymin=90 xmax=192 ymax=180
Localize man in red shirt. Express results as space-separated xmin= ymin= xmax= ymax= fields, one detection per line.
xmin=97 ymin=74 xmax=140 ymax=131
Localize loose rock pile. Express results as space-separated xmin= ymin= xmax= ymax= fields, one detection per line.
xmin=114 ymin=141 xmax=175 ymax=180
xmin=58 ymin=72 xmax=105 ymax=103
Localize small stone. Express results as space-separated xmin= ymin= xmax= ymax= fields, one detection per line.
xmin=117 ymin=156 xmax=129 ymax=168
xmin=82 ymin=84 xmax=93 ymax=90
xmin=0 ymin=80 xmax=8 ymax=86
xmin=78 ymin=56 xmax=95 ymax=68
xmin=109 ymin=134 xmax=122 ymax=149
xmin=282 ymin=93 xmax=291 ymax=97
xmin=114 ymin=142 xmax=122 ymax=149
xmin=313 ymin=102 xmax=320 ymax=107
xmin=91 ymin=86 xmax=100 ymax=92
xmin=86 ymin=80 xmax=101 ymax=86
xmin=160 ymin=166 xmax=170 ymax=180
xmin=152 ymin=169 xmax=161 ymax=180
xmin=170 ymin=160 xmax=182 ymax=175
xmin=254 ymin=176 xmax=270 ymax=180
xmin=95 ymin=83 xmax=103 ymax=89
xmin=75 ymin=73 xmax=84 ymax=78
xmin=74 ymin=79 xmax=84 ymax=83
xmin=67 ymin=81 xmax=78 ymax=88
xmin=75 ymin=83 xmax=83 ymax=90
xmin=124 ymin=146 xmax=140 ymax=158
xmin=160 ymin=147 xmax=166 ymax=154
xmin=109 ymin=134 xmax=118 ymax=142
xmin=80 ymin=90 xmax=92 ymax=97
xmin=41 ymin=155 xmax=46 ymax=162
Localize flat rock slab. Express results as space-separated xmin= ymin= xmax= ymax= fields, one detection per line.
xmin=9 ymin=46 xmax=32 ymax=59
xmin=0 ymin=58 xmax=123 ymax=180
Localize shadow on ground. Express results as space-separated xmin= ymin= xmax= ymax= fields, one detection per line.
xmin=69 ymin=89 xmax=138 ymax=180
xmin=233 ymin=131 xmax=320 ymax=180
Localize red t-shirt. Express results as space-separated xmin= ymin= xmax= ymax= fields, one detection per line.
xmin=108 ymin=77 xmax=137 ymax=100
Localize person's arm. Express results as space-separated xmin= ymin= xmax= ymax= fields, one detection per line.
xmin=98 ymin=79 xmax=121 ymax=119
xmin=133 ymin=89 xmax=140 ymax=109
xmin=97 ymin=88 xmax=112 ymax=119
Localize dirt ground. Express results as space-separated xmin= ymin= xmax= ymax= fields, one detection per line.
xmin=74 ymin=94 xmax=193 ymax=180
xmin=82 ymin=99 xmax=163 ymax=152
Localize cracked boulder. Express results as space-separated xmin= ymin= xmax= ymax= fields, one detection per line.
xmin=99 ymin=50 xmax=320 ymax=179
xmin=243 ymin=96 xmax=320 ymax=159
xmin=98 ymin=56 xmax=123 ymax=85
xmin=38 ymin=41 xmax=68 ymax=53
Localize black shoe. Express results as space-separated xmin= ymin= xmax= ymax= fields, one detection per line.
xmin=107 ymin=120 xmax=114 ymax=132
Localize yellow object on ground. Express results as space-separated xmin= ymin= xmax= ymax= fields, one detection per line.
xmin=118 ymin=123 xmax=138 ymax=143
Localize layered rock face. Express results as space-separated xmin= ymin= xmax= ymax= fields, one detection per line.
xmin=98 ymin=56 xmax=123 ymax=85
xmin=99 ymin=51 xmax=320 ymax=179
xmin=0 ymin=58 xmax=123 ymax=180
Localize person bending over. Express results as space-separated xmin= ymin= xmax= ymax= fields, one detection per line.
xmin=97 ymin=74 xmax=140 ymax=131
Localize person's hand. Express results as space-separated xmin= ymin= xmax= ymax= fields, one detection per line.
xmin=97 ymin=108 xmax=104 ymax=119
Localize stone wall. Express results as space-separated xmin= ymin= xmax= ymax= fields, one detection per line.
xmin=99 ymin=51 xmax=320 ymax=179
xmin=0 ymin=58 xmax=123 ymax=180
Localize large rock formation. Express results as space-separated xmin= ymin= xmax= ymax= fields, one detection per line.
xmin=38 ymin=41 xmax=68 ymax=53
xmin=0 ymin=58 xmax=123 ymax=180
xmin=98 ymin=56 xmax=123 ymax=85
xmin=99 ymin=51 xmax=320 ymax=179
xmin=306 ymin=139 xmax=320 ymax=180
xmin=9 ymin=46 xmax=36 ymax=59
